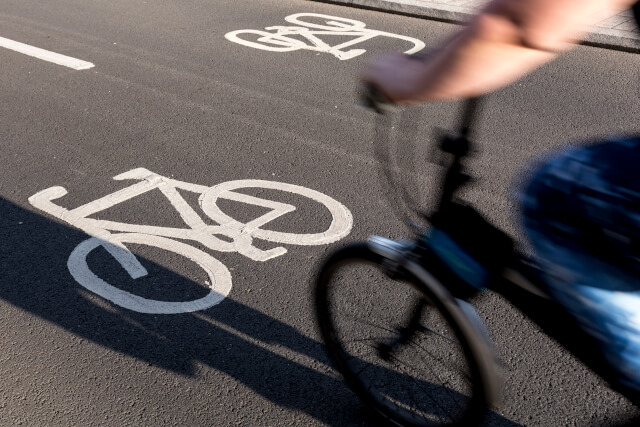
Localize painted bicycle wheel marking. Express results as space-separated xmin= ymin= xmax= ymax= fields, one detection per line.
xmin=29 ymin=168 xmax=353 ymax=314
xmin=225 ymin=13 xmax=425 ymax=60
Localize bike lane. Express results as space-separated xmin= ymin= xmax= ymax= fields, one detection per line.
xmin=1 ymin=0 xmax=640 ymax=425
xmin=0 ymin=1 xmax=442 ymax=425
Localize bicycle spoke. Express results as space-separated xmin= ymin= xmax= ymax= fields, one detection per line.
xmin=420 ymin=323 xmax=458 ymax=344
xmin=386 ymin=323 xmax=473 ymax=416
xmin=389 ymin=352 xmax=461 ymax=422
xmin=344 ymin=333 xmax=462 ymax=419
xmin=316 ymin=245 xmax=486 ymax=426
xmin=408 ymin=339 xmax=473 ymax=383
xmin=343 ymin=336 xmax=389 ymax=346
xmin=329 ymin=302 xmax=401 ymax=335
xmin=404 ymin=363 xmax=455 ymax=424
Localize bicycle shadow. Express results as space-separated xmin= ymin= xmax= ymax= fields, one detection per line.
xmin=1 ymin=196 xmax=523 ymax=426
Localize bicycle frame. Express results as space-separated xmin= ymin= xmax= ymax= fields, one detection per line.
xmin=366 ymin=93 xmax=640 ymax=406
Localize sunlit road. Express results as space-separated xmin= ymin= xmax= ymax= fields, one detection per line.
xmin=2 ymin=0 xmax=640 ymax=425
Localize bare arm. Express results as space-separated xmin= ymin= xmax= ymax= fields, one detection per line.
xmin=363 ymin=0 xmax=636 ymax=102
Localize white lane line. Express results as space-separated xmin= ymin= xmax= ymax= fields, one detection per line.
xmin=0 ymin=36 xmax=94 ymax=70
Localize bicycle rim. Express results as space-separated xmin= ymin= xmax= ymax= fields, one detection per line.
xmin=315 ymin=244 xmax=486 ymax=426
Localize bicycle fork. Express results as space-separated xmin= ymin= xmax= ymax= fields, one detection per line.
xmin=367 ymin=234 xmax=504 ymax=405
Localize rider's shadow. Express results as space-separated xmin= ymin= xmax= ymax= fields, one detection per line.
xmin=2 ymin=195 xmax=525 ymax=426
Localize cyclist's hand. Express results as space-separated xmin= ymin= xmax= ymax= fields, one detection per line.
xmin=361 ymin=52 xmax=429 ymax=105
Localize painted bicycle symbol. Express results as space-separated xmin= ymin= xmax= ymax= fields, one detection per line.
xmin=29 ymin=168 xmax=353 ymax=314
xmin=225 ymin=13 xmax=425 ymax=60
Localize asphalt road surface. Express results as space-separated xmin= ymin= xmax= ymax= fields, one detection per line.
xmin=2 ymin=0 xmax=640 ymax=425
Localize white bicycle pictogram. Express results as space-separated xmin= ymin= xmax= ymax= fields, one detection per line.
xmin=225 ymin=13 xmax=425 ymax=60
xmin=29 ymin=168 xmax=353 ymax=314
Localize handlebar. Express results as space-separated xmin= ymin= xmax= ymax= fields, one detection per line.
xmin=360 ymin=81 xmax=482 ymax=139
xmin=360 ymin=78 xmax=485 ymax=222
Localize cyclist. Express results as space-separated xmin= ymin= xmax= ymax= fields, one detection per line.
xmin=363 ymin=0 xmax=640 ymax=393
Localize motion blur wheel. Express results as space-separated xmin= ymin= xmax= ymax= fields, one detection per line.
xmin=315 ymin=244 xmax=488 ymax=426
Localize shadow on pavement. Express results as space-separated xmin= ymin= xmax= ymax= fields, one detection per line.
xmin=1 ymin=195 xmax=525 ymax=426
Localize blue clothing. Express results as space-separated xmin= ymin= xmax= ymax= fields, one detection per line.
xmin=520 ymin=137 xmax=640 ymax=391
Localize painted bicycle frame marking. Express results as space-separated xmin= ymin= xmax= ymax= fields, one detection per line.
xmin=225 ymin=13 xmax=425 ymax=60
xmin=29 ymin=168 xmax=353 ymax=314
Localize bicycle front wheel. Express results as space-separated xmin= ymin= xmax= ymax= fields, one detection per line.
xmin=315 ymin=243 xmax=489 ymax=426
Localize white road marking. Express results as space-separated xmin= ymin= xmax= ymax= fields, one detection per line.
xmin=0 ymin=36 xmax=94 ymax=70
xmin=29 ymin=168 xmax=353 ymax=314
xmin=225 ymin=13 xmax=425 ymax=60
xmin=68 ymin=233 xmax=232 ymax=314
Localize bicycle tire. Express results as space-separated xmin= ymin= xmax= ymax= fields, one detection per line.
xmin=315 ymin=243 xmax=491 ymax=426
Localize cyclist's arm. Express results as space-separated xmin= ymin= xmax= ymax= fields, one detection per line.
xmin=363 ymin=0 xmax=636 ymax=102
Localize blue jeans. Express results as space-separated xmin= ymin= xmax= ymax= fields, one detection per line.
xmin=520 ymin=137 xmax=640 ymax=391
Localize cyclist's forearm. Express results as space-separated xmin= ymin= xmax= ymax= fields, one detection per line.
xmin=364 ymin=0 xmax=636 ymax=102
xmin=413 ymin=15 xmax=558 ymax=100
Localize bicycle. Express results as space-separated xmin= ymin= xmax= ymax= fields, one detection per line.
xmin=225 ymin=13 xmax=425 ymax=61
xmin=29 ymin=167 xmax=352 ymax=314
xmin=313 ymin=90 xmax=640 ymax=426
